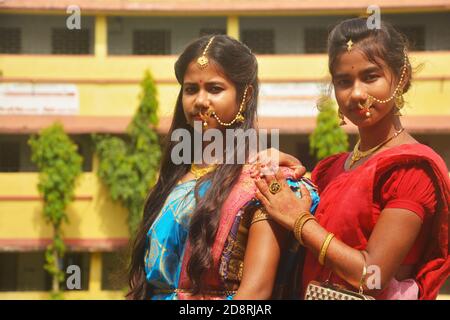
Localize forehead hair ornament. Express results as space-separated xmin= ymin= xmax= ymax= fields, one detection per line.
xmin=346 ymin=39 xmax=354 ymax=52
xmin=197 ymin=36 xmax=216 ymax=69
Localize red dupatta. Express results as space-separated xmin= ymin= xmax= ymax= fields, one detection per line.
xmin=177 ymin=166 xmax=296 ymax=299
xmin=306 ymin=143 xmax=449 ymax=300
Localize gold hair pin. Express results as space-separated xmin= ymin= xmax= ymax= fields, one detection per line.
xmin=346 ymin=39 xmax=354 ymax=52
xmin=197 ymin=36 xmax=216 ymax=69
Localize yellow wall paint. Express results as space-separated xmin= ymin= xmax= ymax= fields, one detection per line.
xmin=95 ymin=16 xmax=108 ymax=58
xmin=79 ymin=83 xmax=180 ymax=117
xmin=0 ymin=173 xmax=129 ymax=239
xmin=2 ymin=52 xmax=449 ymax=83
xmin=89 ymin=252 xmax=102 ymax=292
xmin=227 ymin=16 xmax=240 ymax=40
xmin=1 ymin=53 xmax=450 ymax=117
xmin=0 ymin=55 xmax=177 ymax=80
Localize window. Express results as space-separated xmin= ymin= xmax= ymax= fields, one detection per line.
xmin=0 ymin=252 xmax=90 ymax=291
xmin=241 ymin=29 xmax=275 ymax=54
xmin=101 ymin=251 xmax=127 ymax=290
xmin=0 ymin=135 xmax=93 ymax=172
xmin=72 ymin=135 xmax=94 ymax=172
xmin=0 ymin=28 xmax=21 ymax=54
xmin=0 ymin=140 xmax=20 ymax=172
xmin=304 ymin=28 xmax=328 ymax=53
xmin=397 ymin=26 xmax=426 ymax=51
xmin=199 ymin=28 xmax=226 ymax=37
xmin=62 ymin=252 xmax=90 ymax=291
xmin=132 ymin=30 xmax=171 ymax=55
xmin=0 ymin=252 xmax=51 ymax=291
xmin=51 ymin=28 xmax=90 ymax=54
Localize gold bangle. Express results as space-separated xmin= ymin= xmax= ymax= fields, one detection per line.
xmin=293 ymin=212 xmax=311 ymax=240
xmin=297 ymin=216 xmax=316 ymax=246
xmin=318 ymin=233 xmax=335 ymax=266
xmin=358 ymin=251 xmax=368 ymax=294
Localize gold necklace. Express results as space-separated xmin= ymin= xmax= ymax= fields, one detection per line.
xmin=190 ymin=164 xmax=217 ymax=179
xmin=350 ymin=128 xmax=405 ymax=168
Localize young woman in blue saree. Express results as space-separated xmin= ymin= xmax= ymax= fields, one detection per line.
xmin=126 ymin=35 xmax=319 ymax=300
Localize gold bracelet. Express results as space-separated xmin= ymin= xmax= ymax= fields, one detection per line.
xmin=318 ymin=233 xmax=335 ymax=266
xmin=293 ymin=212 xmax=311 ymax=241
xmin=358 ymin=251 xmax=368 ymax=294
xmin=297 ymin=216 xmax=316 ymax=246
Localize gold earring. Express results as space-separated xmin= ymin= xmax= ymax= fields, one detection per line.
xmin=394 ymin=90 xmax=404 ymax=116
xmin=338 ymin=110 xmax=347 ymax=126
xmin=235 ymin=89 xmax=248 ymax=123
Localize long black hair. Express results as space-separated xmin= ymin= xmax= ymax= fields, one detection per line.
xmin=127 ymin=35 xmax=259 ymax=299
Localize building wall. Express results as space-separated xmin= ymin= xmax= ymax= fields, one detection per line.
xmin=108 ymin=16 xmax=227 ymax=55
xmin=0 ymin=170 xmax=129 ymax=241
xmin=383 ymin=13 xmax=450 ymax=51
xmin=0 ymin=14 xmax=95 ymax=54
xmin=240 ymin=15 xmax=354 ymax=54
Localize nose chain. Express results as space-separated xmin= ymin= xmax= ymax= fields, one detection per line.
xmin=358 ymin=49 xmax=409 ymax=116
xmin=200 ymin=86 xmax=248 ymax=127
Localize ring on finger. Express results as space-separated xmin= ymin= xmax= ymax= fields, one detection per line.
xmin=269 ymin=181 xmax=282 ymax=194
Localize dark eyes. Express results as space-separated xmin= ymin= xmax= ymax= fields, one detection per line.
xmin=210 ymin=86 xmax=223 ymax=93
xmin=334 ymin=74 xmax=380 ymax=87
xmin=184 ymin=86 xmax=196 ymax=94
xmin=183 ymin=86 xmax=223 ymax=94
xmin=365 ymin=74 xmax=379 ymax=82
xmin=334 ymin=79 xmax=351 ymax=87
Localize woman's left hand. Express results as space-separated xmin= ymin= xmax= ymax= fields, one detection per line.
xmin=254 ymin=168 xmax=313 ymax=231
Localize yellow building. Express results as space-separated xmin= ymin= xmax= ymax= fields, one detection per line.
xmin=0 ymin=0 xmax=449 ymax=299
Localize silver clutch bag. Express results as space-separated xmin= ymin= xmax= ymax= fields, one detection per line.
xmin=305 ymin=280 xmax=375 ymax=300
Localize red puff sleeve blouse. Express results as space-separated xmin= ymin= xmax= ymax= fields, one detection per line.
xmin=374 ymin=164 xmax=438 ymax=265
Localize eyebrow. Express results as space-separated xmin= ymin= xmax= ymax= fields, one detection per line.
xmin=183 ymin=81 xmax=227 ymax=86
xmin=361 ymin=66 xmax=382 ymax=74
xmin=333 ymin=66 xmax=382 ymax=79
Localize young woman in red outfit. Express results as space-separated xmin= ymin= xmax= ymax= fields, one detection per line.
xmin=251 ymin=18 xmax=449 ymax=299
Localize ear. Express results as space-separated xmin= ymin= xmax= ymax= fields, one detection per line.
xmin=399 ymin=67 xmax=410 ymax=93
xmin=244 ymin=85 xmax=254 ymax=104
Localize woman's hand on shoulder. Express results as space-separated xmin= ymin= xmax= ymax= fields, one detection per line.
xmin=250 ymin=148 xmax=306 ymax=180
xmin=253 ymin=168 xmax=312 ymax=231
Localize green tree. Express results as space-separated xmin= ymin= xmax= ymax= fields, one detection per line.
xmin=28 ymin=124 xmax=83 ymax=299
xmin=309 ymin=96 xmax=349 ymax=160
xmin=93 ymin=70 xmax=161 ymax=235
